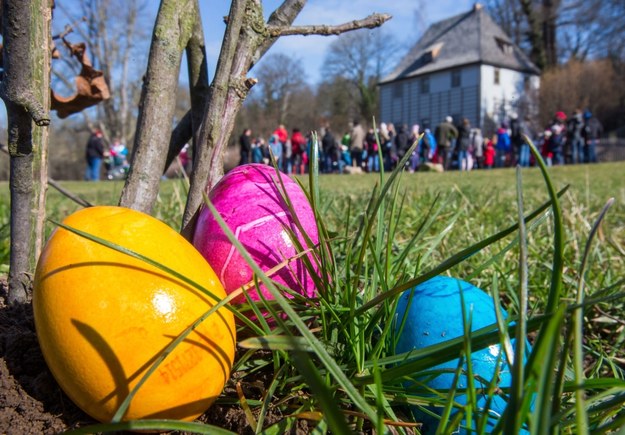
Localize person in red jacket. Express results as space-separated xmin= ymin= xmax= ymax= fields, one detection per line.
xmin=483 ymin=135 xmax=495 ymax=169
xmin=290 ymin=128 xmax=307 ymax=174
xmin=273 ymin=124 xmax=288 ymax=145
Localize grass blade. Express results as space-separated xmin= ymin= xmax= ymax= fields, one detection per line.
xmin=239 ymin=335 xmax=314 ymax=352
xmin=64 ymin=419 xmax=236 ymax=434
xmin=525 ymin=135 xmax=564 ymax=315
xmin=572 ymin=197 xmax=615 ymax=433
xmin=505 ymin=166 xmax=529 ymax=434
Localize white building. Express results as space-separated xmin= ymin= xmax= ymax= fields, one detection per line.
xmin=378 ymin=4 xmax=540 ymax=134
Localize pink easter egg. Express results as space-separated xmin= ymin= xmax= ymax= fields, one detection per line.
xmin=192 ymin=164 xmax=319 ymax=304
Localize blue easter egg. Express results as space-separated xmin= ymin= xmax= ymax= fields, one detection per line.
xmin=394 ymin=276 xmax=530 ymax=434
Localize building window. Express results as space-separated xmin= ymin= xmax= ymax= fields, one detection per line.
xmin=451 ymin=69 xmax=461 ymax=88
xmin=420 ymin=76 xmax=430 ymax=94
xmin=393 ymin=83 xmax=402 ymax=98
xmin=421 ymin=118 xmax=431 ymax=130
xmin=495 ymin=37 xmax=513 ymax=55
xmin=494 ymin=68 xmax=500 ymax=85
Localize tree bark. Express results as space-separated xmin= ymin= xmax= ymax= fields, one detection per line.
xmin=180 ymin=0 xmax=250 ymax=234
xmin=520 ymin=0 xmax=546 ymax=70
xmin=185 ymin=3 xmax=210 ymax=167
xmin=542 ymin=0 xmax=560 ymax=68
xmin=1 ymin=0 xmax=51 ymax=305
xmin=160 ymin=2 xmax=208 ymax=176
xmin=118 ymin=0 xmax=198 ymax=213
xmin=164 ymin=109 xmax=193 ymax=171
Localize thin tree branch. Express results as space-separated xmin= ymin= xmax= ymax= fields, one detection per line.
xmin=165 ymin=109 xmax=192 ymax=171
xmin=48 ymin=178 xmax=93 ymax=208
xmin=266 ymin=13 xmax=391 ymax=37
xmin=257 ymin=0 xmax=306 ymax=61
xmin=55 ymin=1 xmax=90 ymax=42
xmin=185 ymin=0 xmax=211 ymax=171
xmin=51 ymin=16 xmax=86 ymax=40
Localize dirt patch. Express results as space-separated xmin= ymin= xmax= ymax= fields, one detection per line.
xmin=0 ymin=278 xmax=94 ymax=434
xmin=0 ymin=292 xmax=70 ymax=432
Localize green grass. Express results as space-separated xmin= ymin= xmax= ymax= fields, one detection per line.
xmin=2 ymin=159 xmax=624 ymax=433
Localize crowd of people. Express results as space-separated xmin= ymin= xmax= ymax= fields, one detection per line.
xmin=239 ymin=109 xmax=604 ymax=175
xmin=84 ymin=130 xmax=130 ymax=181
xmin=238 ymin=124 xmax=324 ymax=174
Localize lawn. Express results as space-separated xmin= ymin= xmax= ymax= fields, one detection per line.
xmin=0 ymin=161 xmax=623 ymax=433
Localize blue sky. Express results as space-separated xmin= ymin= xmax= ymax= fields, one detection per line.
xmin=198 ymin=0 xmax=475 ymax=85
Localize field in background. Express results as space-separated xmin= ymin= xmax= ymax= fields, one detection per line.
xmin=2 ymin=161 xmax=620 ymax=225
xmin=1 ymin=161 xmax=622 ymax=304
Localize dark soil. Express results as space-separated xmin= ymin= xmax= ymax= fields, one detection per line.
xmin=0 ymin=278 xmax=89 ymax=434
xmin=0 ymin=278 xmax=309 ymax=434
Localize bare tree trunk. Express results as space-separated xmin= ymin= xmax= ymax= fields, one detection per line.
xmin=542 ymin=0 xmax=560 ymax=68
xmin=1 ymin=0 xmax=51 ymax=305
xmin=520 ymin=0 xmax=546 ymax=70
xmin=164 ymin=109 xmax=193 ymax=170
xmin=180 ymin=0 xmax=249 ymax=234
xmin=184 ymin=2 xmax=211 ymax=173
xmin=159 ymin=9 xmax=209 ymax=174
xmin=119 ymin=0 xmax=198 ymax=213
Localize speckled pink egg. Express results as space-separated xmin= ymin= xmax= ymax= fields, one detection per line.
xmin=192 ymin=164 xmax=319 ymax=303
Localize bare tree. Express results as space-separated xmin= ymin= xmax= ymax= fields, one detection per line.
xmin=53 ymin=0 xmax=151 ymax=143
xmin=237 ymin=70 xmax=317 ymax=142
xmin=557 ymin=0 xmax=625 ymax=61
xmin=118 ymin=0 xmax=207 ymax=214
xmin=119 ymin=0 xmax=391 ymax=237
xmin=316 ymin=76 xmax=357 ymax=135
xmin=323 ymin=28 xmax=398 ymax=125
xmin=485 ymin=0 xmax=526 ymax=47
xmin=251 ymin=53 xmax=307 ymax=126
xmin=0 ymin=0 xmax=51 ymax=304
xmin=487 ymin=0 xmax=625 ymax=70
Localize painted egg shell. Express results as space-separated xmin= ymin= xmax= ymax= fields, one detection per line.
xmin=33 ymin=206 xmax=235 ymax=423
xmin=193 ymin=164 xmax=319 ymax=303
xmin=394 ymin=275 xmax=531 ymax=434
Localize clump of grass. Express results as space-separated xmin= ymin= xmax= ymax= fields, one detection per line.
xmin=26 ymin=138 xmax=625 ymax=433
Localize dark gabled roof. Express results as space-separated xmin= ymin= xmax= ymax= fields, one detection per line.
xmin=379 ymin=4 xmax=540 ymax=84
